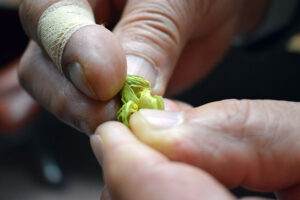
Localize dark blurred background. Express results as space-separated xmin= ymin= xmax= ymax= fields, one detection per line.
xmin=1 ymin=1 xmax=300 ymax=200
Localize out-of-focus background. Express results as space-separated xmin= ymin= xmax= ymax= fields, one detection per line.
xmin=1 ymin=1 xmax=300 ymax=199
xmin=0 ymin=0 xmax=19 ymax=7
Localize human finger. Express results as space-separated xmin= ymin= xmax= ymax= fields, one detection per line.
xmin=19 ymin=42 xmax=119 ymax=134
xmin=91 ymin=121 xmax=236 ymax=200
xmin=19 ymin=0 xmax=126 ymax=100
xmin=166 ymin=0 xmax=271 ymax=96
xmin=113 ymin=0 xmax=244 ymax=95
xmin=165 ymin=20 xmax=235 ymax=96
xmin=163 ymin=98 xmax=193 ymax=112
xmin=130 ymin=99 xmax=300 ymax=197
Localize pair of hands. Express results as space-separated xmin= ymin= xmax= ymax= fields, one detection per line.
xmin=18 ymin=0 xmax=300 ymax=199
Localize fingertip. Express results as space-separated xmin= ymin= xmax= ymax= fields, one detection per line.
xmin=94 ymin=120 xmax=169 ymax=163
xmin=93 ymin=120 xmax=168 ymax=184
xmin=130 ymin=112 xmax=152 ymax=142
xmin=90 ymin=133 xmax=104 ymax=166
xmin=62 ymin=25 xmax=127 ymax=101
xmin=91 ymin=121 xmax=128 ymax=166
xmin=94 ymin=121 xmax=138 ymax=151
xmin=163 ymin=98 xmax=193 ymax=111
xmin=95 ymin=121 xmax=130 ymax=138
xmin=163 ymin=98 xmax=181 ymax=111
xmin=130 ymin=110 xmax=180 ymax=153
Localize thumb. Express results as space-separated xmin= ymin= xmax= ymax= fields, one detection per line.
xmin=130 ymin=99 xmax=300 ymax=196
xmin=91 ymin=121 xmax=236 ymax=200
xmin=113 ymin=0 xmax=203 ymax=95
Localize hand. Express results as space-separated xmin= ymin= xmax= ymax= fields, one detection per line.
xmin=18 ymin=0 xmax=269 ymax=134
xmin=91 ymin=121 xmax=279 ymax=200
xmin=126 ymin=99 xmax=300 ymax=199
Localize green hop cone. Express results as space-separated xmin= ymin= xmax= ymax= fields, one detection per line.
xmin=117 ymin=75 xmax=164 ymax=126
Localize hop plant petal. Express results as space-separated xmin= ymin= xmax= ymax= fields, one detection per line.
xmin=117 ymin=75 xmax=164 ymax=126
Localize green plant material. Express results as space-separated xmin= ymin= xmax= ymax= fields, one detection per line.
xmin=117 ymin=75 xmax=164 ymax=126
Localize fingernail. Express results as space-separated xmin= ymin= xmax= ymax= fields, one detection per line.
xmin=126 ymin=55 xmax=158 ymax=88
xmin=90 ymin=134 xmax=104 ymax=166
xmin=63 ymin=62 xmax=97 ymax=99
xmin=139 ymin=109 xmax=182 ymax=129
xmin=163 ymin=98 xmax=181 ymax=111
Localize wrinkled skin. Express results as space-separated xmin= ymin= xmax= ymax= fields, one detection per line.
xmin=18 ymin=0 xmax=269 ymax=133
xmin=18 ymin=0 xmax=300 ymax=199
xmin=91 ymin=108 xmax=300 ymax=200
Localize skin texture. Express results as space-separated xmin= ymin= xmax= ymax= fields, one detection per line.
xmin=19 ymin=43 xmax=119 ymax=134
xmin=18 ymin=0 xmax=269 ymax=133
xmin=129 ymin=99 xmax=300 ymax=199
xmin=91 ymin=121 xmax=282 ymax=200
xmin=91 ymin=122 xmax=236 ymax=200
xmin=19 ymin=0 xmax=127 ymax=100
xmin=18 ymin=0 xmax=300 ymax=199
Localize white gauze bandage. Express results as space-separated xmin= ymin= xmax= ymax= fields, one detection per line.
xmin=37 ymin=0 xmax=95 ymax=72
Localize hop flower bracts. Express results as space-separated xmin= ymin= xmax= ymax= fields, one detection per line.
xmin=117 ymin=75 xmax=164 ymax=126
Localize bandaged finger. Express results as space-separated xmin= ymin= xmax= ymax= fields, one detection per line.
xmin=37 ymin=0 xmax=96 ymax=72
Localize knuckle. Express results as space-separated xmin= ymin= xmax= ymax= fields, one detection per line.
xmin=217 ymin=99 xmax=252 ymax=135
xmin=53 ymin=97 xmax=90 ymax=133
xmin=218 ymin=100 xmax=283 ymax=140
xmin=117 ymin=1 xmax=183 ymax=52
